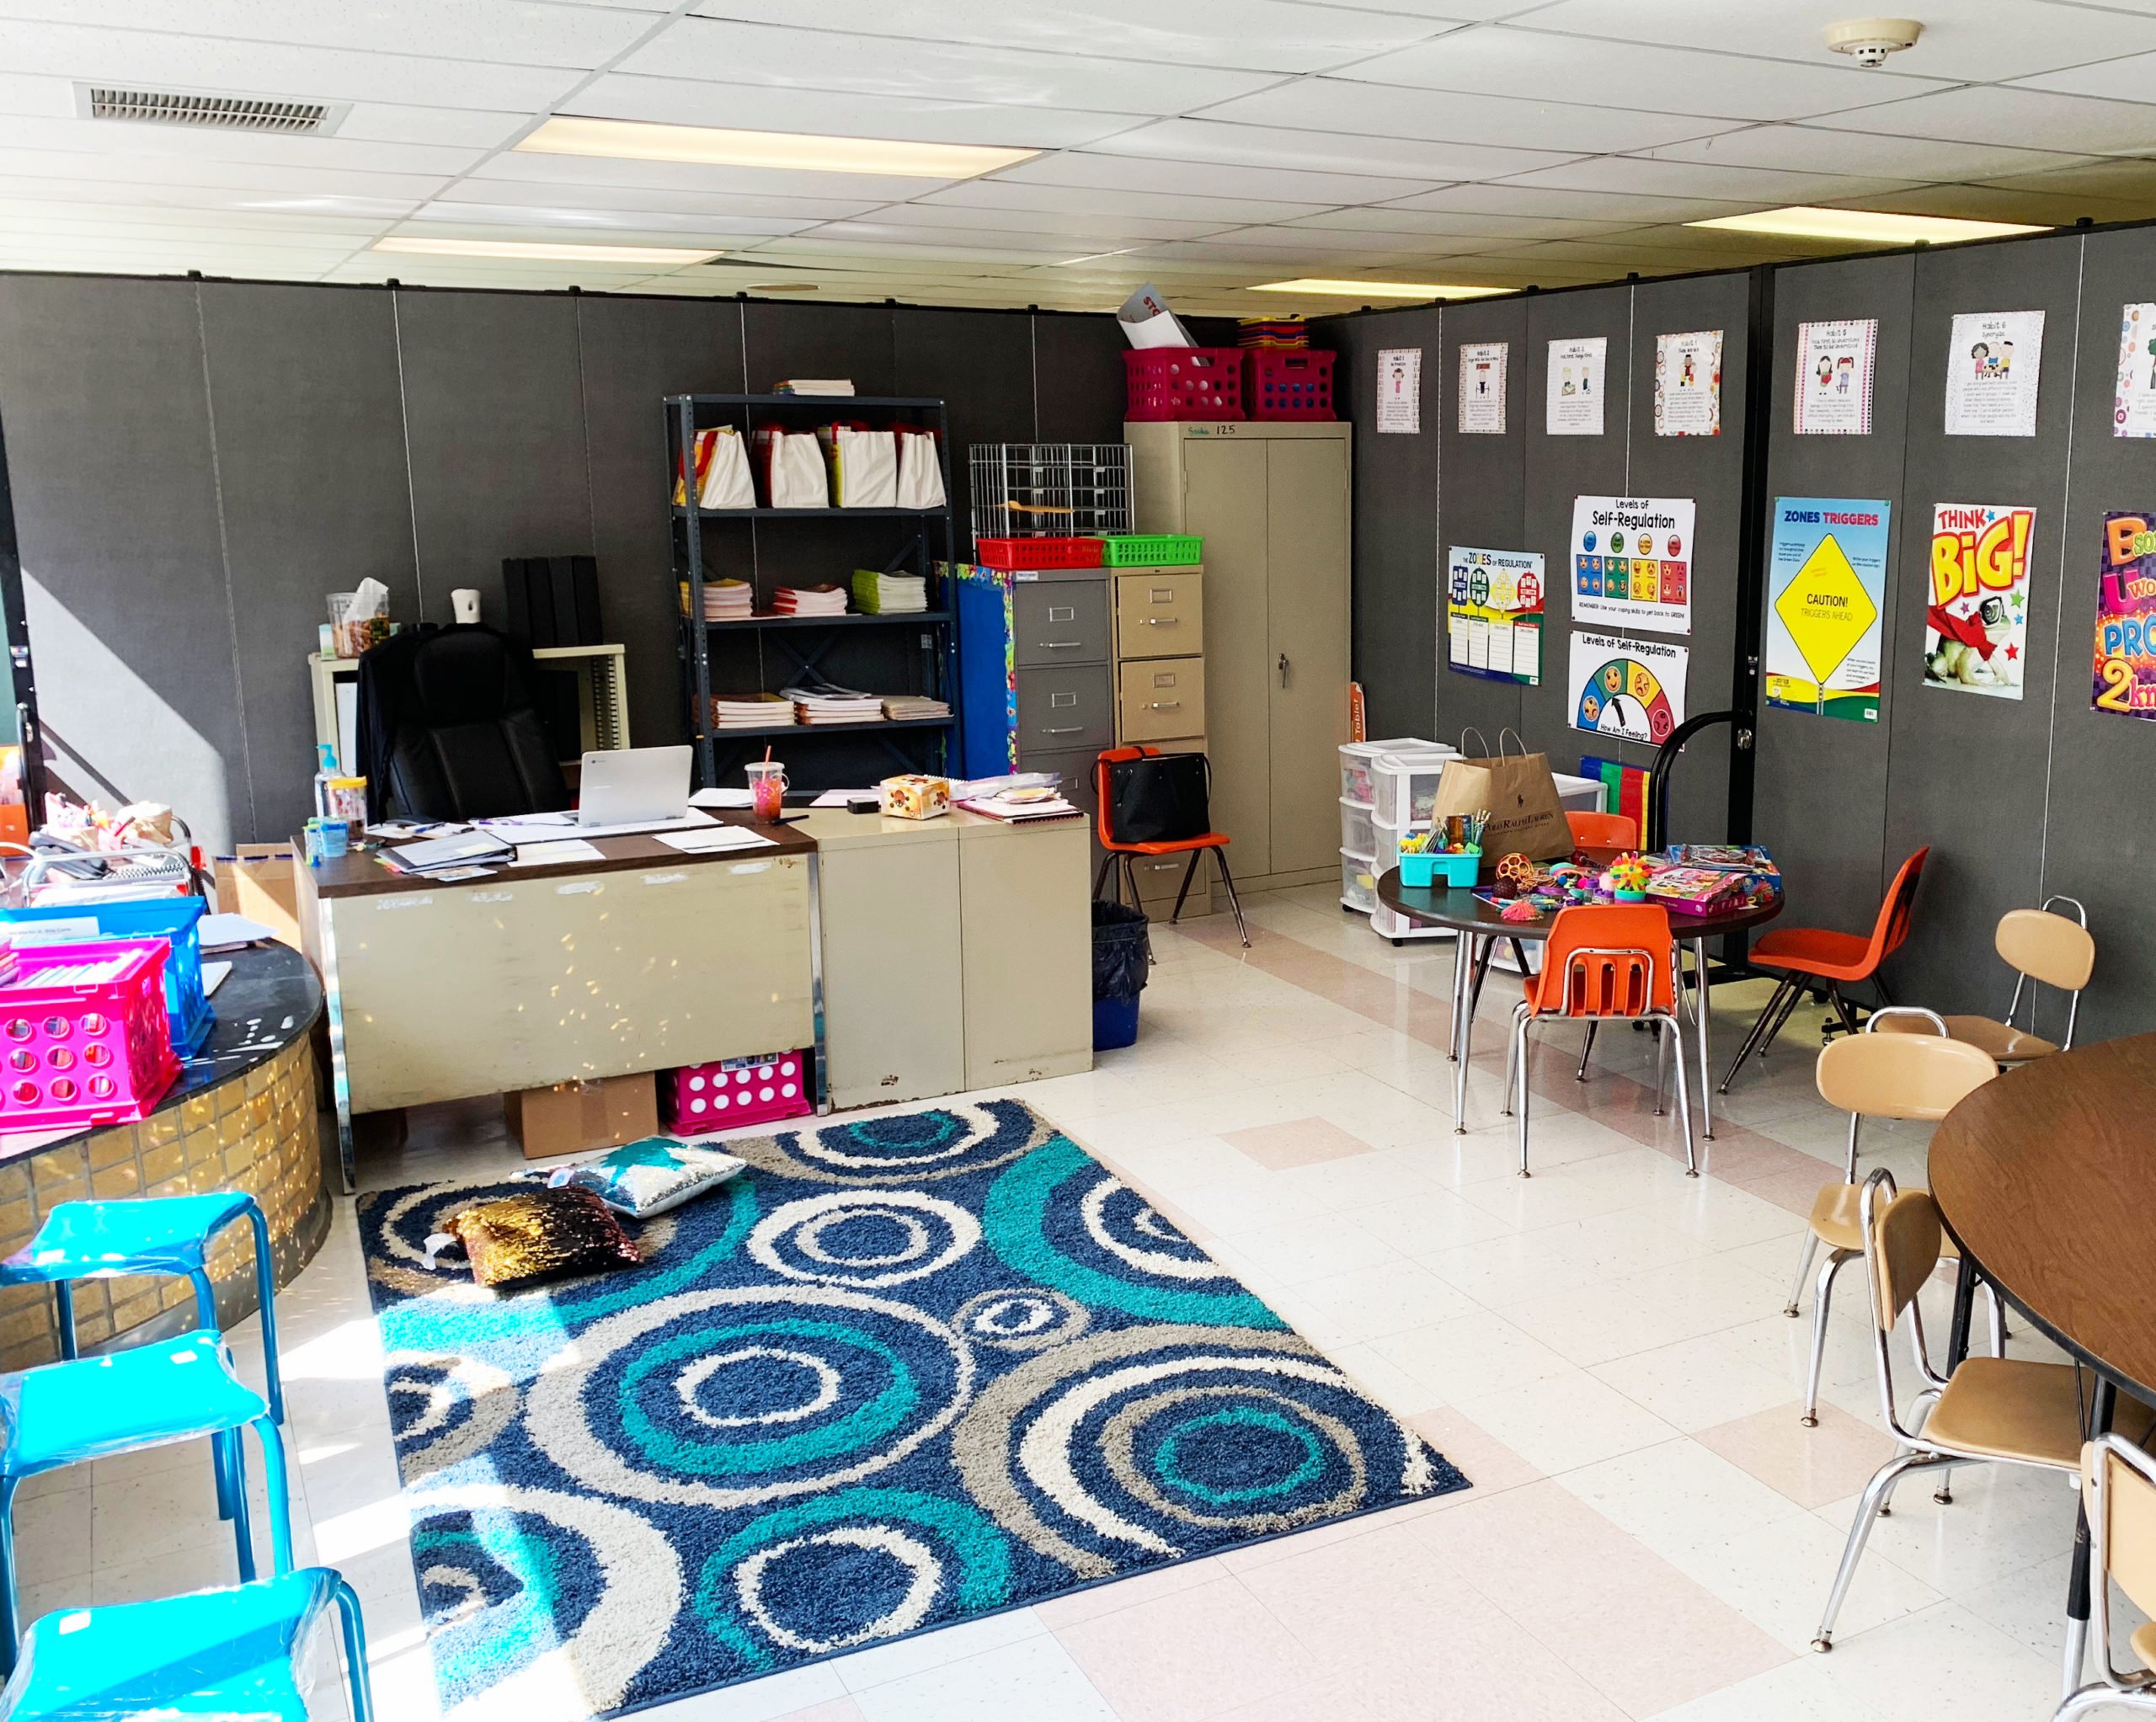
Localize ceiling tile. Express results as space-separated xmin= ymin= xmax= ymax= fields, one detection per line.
xmin=1196 ymin=77 xmax=1742 ymax=155
xmin=619 ymin=16 xmax=1282 ymax=115
xmin=1822 ymin=182 xmax=2148 ymax=222
xmin=1636 ymin=124 xmax=2099 ymax=182
xmin=1382 ymin=181 xmax=1774 ymax=222
xmin=921 ymin=175 xmax=1334 ymax=224
xmin=985 ymin=147 xmax=1437 ymax=204
xmin=1331 ymin=23 xmax=1949 ymax=120
xmin=1123 ymin=229 xmax=1460 ymax=264
xmin=471 ymin=150 xmax=955 ymax=204
xmin=862 ymin=200 xmax=1235 ymax=240
xmin=432 ymin=176 xmax=881 ymax=220
xmin=1521 ymin=0 xmax=2156 ymax=83
xmin=402 ymin=204 xmax=814 ymax=239
xmin=1074 ymin=116 xmax=1579 ymax=182
xmin=323 ymin=103 xmax=532 ymax=150
xmin=1978 ymin=157 xmax=2156 ymax=202
xmin=685 ymin=0 xmax=1464 ymax=75
xmin=1491 ymin=155 xmax=1919 ymax=205
xmin=1813 ymin=84 xmax=2156 ymax=155
xmin=795 ymin=220 xmax=1110 ymax=254
xmin=1283 ymin=206 xmax=1645 ymax=238
xmin=0 ymin=114 xmax=484 ymax=179
xmin=0 ymin=146 xmax=451 ymax=201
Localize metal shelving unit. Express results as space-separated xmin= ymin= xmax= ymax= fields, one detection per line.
xmin=666 ymin=394 xmax=960 ymax=789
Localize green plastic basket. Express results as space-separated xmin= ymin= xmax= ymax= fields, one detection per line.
xmin=1101 ymin=534 xmax=1203 ymax=568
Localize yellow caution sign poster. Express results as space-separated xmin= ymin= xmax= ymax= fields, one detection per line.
xmin=1764 ymin=498 xmax=1891 ymax=722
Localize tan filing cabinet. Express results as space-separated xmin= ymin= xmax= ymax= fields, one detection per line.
xmin=955 ymin=813 xmax=1093 ymax=1089
xmin=1124 ymin=420 xmax=1352 ymax=895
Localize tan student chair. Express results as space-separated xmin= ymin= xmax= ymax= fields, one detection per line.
xmin=2055 ymin=1433 xmax=2156 ymax=1719
xmin=1812 ymin=1171 xmax=2154 ymax=1655
xmin=1876 ymin=897 xmax=2094 ymax=1063
xmin=1787 ymin=1009 xmax=2000 ymax=1427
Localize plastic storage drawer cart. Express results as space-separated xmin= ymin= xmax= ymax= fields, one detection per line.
xmin=664 ymin=1049 xmax=812 ymax=1132
xmin=1246 ymin=349 xmax=1336 ymax=421
xmin=0 ymin=894 xmax=212 ymax=1055
xmin=1339 ymin=737 xmax=1439 ymax=806
xmin=1371 ymin=746 xmax=1456 ymax=828
xmin=1123 ymin=349 xmax=1245 ymax=422
xmin=0 ymin=937 xmax=181 ymax=1131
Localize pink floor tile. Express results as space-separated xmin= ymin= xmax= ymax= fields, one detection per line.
xmin=1408 ymin=1406 xmax=1543 ymax=1500
xmin=1032 ymin=1554 xmax=1234 ymax=1630
xmin=1222 ymin=1116 xmax=1378 ymax=1170
xmin=1053 ymin=1575 xmax=1323 ymax=1722
xmin=1694 ymin=1400 xmax=1899 ymax=1510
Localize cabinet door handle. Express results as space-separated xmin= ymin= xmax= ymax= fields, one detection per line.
xmin=1043 ymin=725 xmax=1085 ymax=735
xmin=1145 ymin=700 xmax=1182 ymax=711
xmin=1278 ymin=652 xmax=1290 ymax=688
xmin=1141 ymin=616 xmax=1179 ymax=626
xmin=1037 ymin=640 xmax=1082 ymax=649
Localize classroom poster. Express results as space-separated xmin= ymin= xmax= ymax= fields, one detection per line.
xmin=1458 ymin=341 xmax=1507 ymax=434
xmin=1654 ymin=329 xmax=1722 ymax=436
xmin=2113 ymin=305 xmax=2156 ymax=437
xmin=1569 ymin=493 xmax=1694 ymax=635
xmin=1764 ymin=497 xmax=1891 ymax=722
xmin=2092 ymin=510 xmax=2156 ymax=719
xmin=1945 ymin=310 xmax=2045 ymax=437
xmin=1445 ymin=546 xmax=1544 ymax=685
xmin=1924 ymin=502 xmax=2035 ymax=700
xmin=1545 ymin=336 xmax=1606 ymax=435
xmin=1569 ymin=631 xmax=1688 ymax=746
xmin=1793 ymin=318 xmax=1877 ymax=435
xmin=1376 ymin=347 xmax=1421 ymax=434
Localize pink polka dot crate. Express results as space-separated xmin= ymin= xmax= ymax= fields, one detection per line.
xmin=0 ymin=936 xmax=180 ymax=1130
xmin=661 ymin=1048 xmax=813 ymax=1133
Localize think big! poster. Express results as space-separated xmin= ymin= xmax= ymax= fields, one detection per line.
xmin=1924 ymin=503 xmax=2034 ymax=701
xmin=2095 ymin=510 xmax=2156 ymax=720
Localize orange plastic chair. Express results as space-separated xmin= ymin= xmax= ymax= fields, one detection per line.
xmin=1719 ymin=847 xmax=1929 ymax=1094
xmin=1566 ymin=809 xmax=1640 ymax=850
xmin=1092 ymin=745 xmax=1248 ymax=947
xmin=1506 ymin=902 xmax=1696 ymax=1177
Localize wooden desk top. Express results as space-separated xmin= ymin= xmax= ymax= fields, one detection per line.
xmin=302 ymin=812 xmax=815 ymax=899
xmin=1929 ymin=1032 xmax=2156 ymax=1403
xmin=1375 ymin=867 xmax=1784 ymax=942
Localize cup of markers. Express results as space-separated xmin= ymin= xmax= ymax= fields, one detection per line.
xmin=1397 ymin=808 xmax=1486 ymax=888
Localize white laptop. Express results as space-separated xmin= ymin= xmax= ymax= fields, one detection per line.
xmin=577 ymin=745 xmax=693 ymax=827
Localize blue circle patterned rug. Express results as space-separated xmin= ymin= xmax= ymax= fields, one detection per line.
xmin=358 ymin=1098 xmax=1468 ymax=1719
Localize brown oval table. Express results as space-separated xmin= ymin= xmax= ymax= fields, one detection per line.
xmin=1376 ymin=868 xmax=1782 ymax=1139
xmin=1929 ymin=1032 xmax=2156 ymax=1696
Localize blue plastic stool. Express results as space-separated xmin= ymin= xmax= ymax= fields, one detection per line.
xmin=0 ymin=1566 xmax=370 ymax=1719
xmin=0 ymin=1331 xmax=290 ymax=1672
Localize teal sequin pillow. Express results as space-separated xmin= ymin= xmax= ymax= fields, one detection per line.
xmin=548 ymin=1136 xmax=746 ymax=1218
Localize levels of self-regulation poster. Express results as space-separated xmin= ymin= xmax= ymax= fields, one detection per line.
xmin=1924 ymin=502 xmax=2035 ymax=701
xmin=1569 ymin=632 xmax=1688 ymax=746
xmin=1569 ymin=494 xmax=1694 ymax=635
xmin=1764 ymin=498 xmax=1890 ymax=722
xmin=1445 ymin=546 xmax=1544 ymax=685
xmin=2093 ymin=510 xmax=2156 ymax=720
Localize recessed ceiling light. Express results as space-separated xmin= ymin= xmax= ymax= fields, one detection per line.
xmin=1686 ymin=206 xmax=2047 ymax=245
xmin=1251 ymin=278 xmax=1508 ymax=300
xmin=516 ymin=116 xmax=1034 ymax=180
xmin=372 ymin=237 xmax=720 ymax=264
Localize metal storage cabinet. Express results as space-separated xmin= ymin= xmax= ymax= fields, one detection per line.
xmin=953 ymin=563 xmax=1113 ymax=780
xmin=1124 ymin=421 xmax=1351 ymax=896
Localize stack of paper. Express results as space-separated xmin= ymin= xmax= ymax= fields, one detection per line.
xmin=710 ymin=692 xmax=793 ymax=730
xmin=882 ymin=695 xmax=950 ymax=721
xmin=782 ymin=679 xmax=883 ymax=725
xmin=773 ymin=584 xmax=848 ymax=617
xmin=851 ymin=569 xmax=928 ymax=614
xmin=958 ymin=790 xmax=1085 ymax=824
xmin=1237 ymin=317 xmax=1308 ymax=349
xmin=680 ymin=578 xmax=754 ymax=621
xmin=773 ymin=379 xmax=854 ymax=396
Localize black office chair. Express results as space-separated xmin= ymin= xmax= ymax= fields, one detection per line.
xmin=355 ymin=626 xmax=571 ymax=823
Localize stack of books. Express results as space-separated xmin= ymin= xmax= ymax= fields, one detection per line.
xmin=782 ymin=679 xmax=883 ymax=725
xmin=773 ymin=584 xmax=848 ymax=617
xmin=680 ymin=578 xmax=754 ymax=621
xmin=851 ymin=569 xmax=928 ymax=614
xmin=882 ymin=695 xmax=950 ymax=722
xmin=773 ymin=379 xmax=853 ymax=397
xmin=710 ymin=692 xmax=793 ymax=730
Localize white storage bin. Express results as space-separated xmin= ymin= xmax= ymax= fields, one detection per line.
xmin=1370 ymin=810 xmax=1430 ymax=874
xmin=1371 ymin=747 xmax=1455 ymax=827
xmin=1372 ymin=902 xmax=1452 ymax=942
xmin=1340 ymin=736 xmax=1437 ymax=805
xmin=1340 ymin=797 xmax=1375 ymax=856
xmin=1340 ymin=849 xmax=1377 ymax=913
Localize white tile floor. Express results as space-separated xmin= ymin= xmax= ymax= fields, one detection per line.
xmin=17 ymin=882 xmax=2143 ymax=1720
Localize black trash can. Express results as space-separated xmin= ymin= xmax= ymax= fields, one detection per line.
xmin=1091 ymin=900 xmax=1151 ymax=1050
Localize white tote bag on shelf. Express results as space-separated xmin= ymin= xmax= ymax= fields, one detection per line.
xmin=681 ymin=426 xmax=755 ymax=509
xmin=894 ymin=428 xmax=947 ymax=509
xmin=756 ymin=426 xmax=830 ymax=509
xmin=819 ymin=424 xmax=899 ymax=508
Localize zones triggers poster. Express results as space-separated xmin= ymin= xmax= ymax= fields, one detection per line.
xmin=1764 ymin=498 xmax=1890 ymax=722
xmin=1924 ymin=503 xmax=2034 ymax=701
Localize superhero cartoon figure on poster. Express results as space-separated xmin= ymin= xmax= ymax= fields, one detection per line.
xmin=1924 ymin=504 xmax=2034 ymax=701
xmin=2094 ymin=510 xmax=2156 ymax=720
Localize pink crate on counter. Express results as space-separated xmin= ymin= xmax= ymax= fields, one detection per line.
xmin=1123 ymin=348 xmax=1245 ymax=421
xmin=0 ymin=938 xmax=180 ymax=1132
xmin=664 ymin=1048 xmax=814 ymax=1132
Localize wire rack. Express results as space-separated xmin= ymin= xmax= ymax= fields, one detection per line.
xmin=968 ymin=444 xmax=1131 ymax=541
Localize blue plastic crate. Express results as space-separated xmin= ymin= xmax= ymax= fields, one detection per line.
xmin=0 ymin=894 xmax=212 ymax=1055
xmin=1398 ymin=847 xmax=1481 ymax=889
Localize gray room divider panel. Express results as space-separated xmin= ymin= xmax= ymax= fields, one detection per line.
xmin=1884 ymin=233 xmax=2086 ymax=1012
xmin=1433 ymin=296 xmax=1529 ymax=752
xmin=2037 ymin=226 xmax=2156 ymax=1044
xmin=1753 ymin=253 xmax=1916 ymax=950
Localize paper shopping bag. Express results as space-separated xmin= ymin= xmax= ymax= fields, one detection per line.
xmin=756 ymin=427 xmax=830 ymax=508
xmin=819 ymin=424 xmax=899 ymax=508
xmin=1429 ymin=728 xmax=1573 ymax=861
xmin=675 ymin=425 xmax=754 ymax=509
xmin=894 ymin=427 xmax=946 ymax=508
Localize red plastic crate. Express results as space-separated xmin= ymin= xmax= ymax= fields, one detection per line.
xmin=1246 ymin=349 xmax=1336 ymax=420
xmin=974 ymin=536 xmax=1102 ymax=570
xmin=0 ymin=937 xmax=180 ymax=1132
xmin=1123 ymin=348 xmax=1245 ymax=421
xmin=664 ymin=1048 xmax=813 ymax=1133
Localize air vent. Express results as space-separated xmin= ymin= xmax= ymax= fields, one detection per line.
xmin=77 ymin=84 xmax=347 ymax=136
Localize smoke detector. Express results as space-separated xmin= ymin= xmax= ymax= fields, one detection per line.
xmin=1825 ymin=18 xmax=1922 ymax=68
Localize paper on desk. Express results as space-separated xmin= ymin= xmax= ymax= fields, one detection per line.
xmin=511 ymin=839 xmax=606 ymax=867
xmin=482 ymin=810 xmax=717 ymax=845
xmin=690 ymin=787 xmax=754 ymax=808
xmin=202 ymin=961 xmax=232 ymax=995
xmin=199 ymin=913 xmax=280 ymax=951
xmin=809 ymin=790 xmax=870 ymax=808
xmin=655 ymin=826 xmax=776 ymax=855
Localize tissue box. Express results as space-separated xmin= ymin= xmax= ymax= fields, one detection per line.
xmin=878 ymin=775 xmax=952 ymax=820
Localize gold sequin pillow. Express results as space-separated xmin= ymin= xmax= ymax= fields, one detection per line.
xmin=444 ymin=1186 xmax=643 ymax=1291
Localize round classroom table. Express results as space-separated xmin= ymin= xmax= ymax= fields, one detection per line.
xmin=1929 ymin=1033 xmax=2156 ymax=1696
xmin=1375 ymin=869 xmax=1782 ymax=1140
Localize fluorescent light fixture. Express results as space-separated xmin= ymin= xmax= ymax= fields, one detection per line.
xmin=1251 ymin=277 xmax=1508 ymax=300
xmin=1055 ymin=246 xmax=1143 ymax=266
xmin=372 ymin=236 xmax=719 ymax=264
xmin=516 ymin=115 xmax=1034 ymax=179
xmin=1687 ymin=206 xmax=2048 ymax=245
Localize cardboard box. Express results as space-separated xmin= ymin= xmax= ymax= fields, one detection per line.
xmin=505 ymin=1074 xmax=658 ymax=1161
xmin=214 ymin=843 xmax=302 ymax=948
